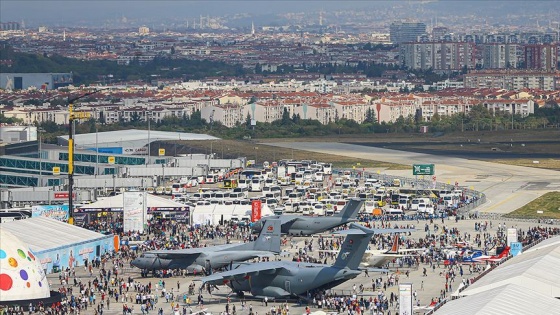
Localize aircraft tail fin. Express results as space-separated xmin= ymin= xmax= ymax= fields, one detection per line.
xmin=387 ymin=234 xmax=400 ymax=254
xmin=250 ymin=219 xmax=281 ymax=253
xmin=333 ymin=223 xmax=374 ymax=270
xmin=335 ymin=199 xmax=363 ymax=220
xmin=498 ymin=246 xmax=510 ymax=258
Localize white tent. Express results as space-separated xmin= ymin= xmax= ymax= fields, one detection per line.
xmin=78 ymin=193 xmax=189 ymax=212
xmin=191 ymin=204 xmax=273 ymax=225
xmin=460 ymin=237 xmax=560 ymax=298
xmin=435 ymin=284 xmax=560 ymax=315
xmin=438 ymin=237 xmax=560 ymax=314
xmin=1 ymin=217 xmax=110 ymax=253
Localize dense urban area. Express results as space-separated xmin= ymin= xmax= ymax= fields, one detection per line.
xmin=1 ymin=2 xmax=560 ymax=315
xmin=1 ymin=2 xmax=560 ymax=139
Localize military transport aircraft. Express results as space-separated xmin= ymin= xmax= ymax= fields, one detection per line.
xmin=251 ymin=199 xmax=363 ymax=236
xmin=131 ymin=219 xmax=281 ymax=274
xmin=200 ymin=223 xmax=376 ymax=299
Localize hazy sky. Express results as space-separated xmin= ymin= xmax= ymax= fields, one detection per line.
xmin=0 ymin=1 xmax=374 ymax=24
xmin=1 ymin=1 xmax=556 ymax=27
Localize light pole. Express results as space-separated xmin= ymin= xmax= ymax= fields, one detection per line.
xmin=67 ymin=90 xmax=100 ymax=225
xmin=147 ymin=111 xmax=151 ymax=165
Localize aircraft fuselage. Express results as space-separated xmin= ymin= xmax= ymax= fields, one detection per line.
xmin=227 ymin=262 xmax=360 ymax=298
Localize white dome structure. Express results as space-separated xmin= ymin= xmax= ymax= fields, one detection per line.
xmin=0 ymin=229 xmax=50 ymax=301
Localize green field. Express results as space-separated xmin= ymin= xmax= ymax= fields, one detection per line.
xmin=504 ymin=192 xmax=560 ymax=219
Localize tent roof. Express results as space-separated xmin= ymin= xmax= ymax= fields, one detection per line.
xmin=78 ymin=193 xmax=188 ymax=211
xmin=460 ymin=237 xmax=560 ymax=298
xmin=0 ymin=217 xmax=110 ymax=253
xmin=524 ymin=235 xmax=560 ymax=253
xmin=435 ymin=283 xmax=560 ymax=315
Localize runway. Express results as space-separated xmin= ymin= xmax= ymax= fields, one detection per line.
xmin=262 ymin=142 xmax=560 ymax=214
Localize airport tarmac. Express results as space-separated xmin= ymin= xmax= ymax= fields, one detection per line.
xmin=45 ymin=217 xmax=560 ymax=315
xmin=40 ymin=142 xmax=560 ymax=314
xmin=263 ymin=142 xmax=560 ymax=214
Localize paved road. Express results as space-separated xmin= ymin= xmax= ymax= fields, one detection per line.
xmin=263 ymin=142 xmax=560 ymax=214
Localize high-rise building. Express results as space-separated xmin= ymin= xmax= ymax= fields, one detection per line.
xmin=390 ymin=22 xmax=426 ymax=44
xmin=524 ymin=44 xmax=557 ymax=71
xmin=482 ymin=44 xmax=518 ymax=69
xmin=401 ymin=42 xmax=475 ymax=71
xmin=432 ymin=27 xmax=449 ymax=42
xmin=0 ymin=22 xmax=20 ymax=31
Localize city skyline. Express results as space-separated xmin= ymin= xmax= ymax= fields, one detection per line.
xmin=1 ymin=0 xmax=558 ymax=29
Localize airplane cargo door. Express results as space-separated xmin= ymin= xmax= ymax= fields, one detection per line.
xmin=284 ymin=280 xmax=291 ymax=293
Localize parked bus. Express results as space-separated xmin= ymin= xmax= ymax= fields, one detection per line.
xmin=250 ymin=177 xmax=264 ymax=192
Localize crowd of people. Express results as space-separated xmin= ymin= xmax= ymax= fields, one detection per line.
xmin=2 ymin=211 xmax=560 ymax=315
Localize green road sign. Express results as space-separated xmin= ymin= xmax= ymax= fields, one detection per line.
xmin=413 ymin=164 xmax=434 ymax=175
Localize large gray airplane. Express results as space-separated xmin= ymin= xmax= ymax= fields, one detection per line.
xmin=251 ymin=199 xmax=363 ymax=236
xmin=200 ymin=223 xmax=375 ymax=299
xmin=131 ymin=219 xmax=281 ymax=274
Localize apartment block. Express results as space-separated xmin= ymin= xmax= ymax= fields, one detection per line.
xmin=524 ymin=44 xmax=558 ymax=71
xmin=464 ymin=70 xmax=560 ymax=90
xmin=482 ymin=44 xmax=518 ymax=69
xmin=482 ymin=99 xmax=535 ymax=117
xmin=401 ymin=42 xmax=475 ymax=71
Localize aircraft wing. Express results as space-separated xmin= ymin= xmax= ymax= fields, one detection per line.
xmin=370 ymin=228 xmax=416 ymax=234
xmin=397 ymin=248 xmax=427 ymax=253
xmin=147 ymin=243 xmax=238 ymax=259
xmin=360 ymin=267 xmax=390 ymax=273
xmin=332 ymin=227 xmax=415 ymax=235
xmin=200 ymin=262 xmax=297 ymax=285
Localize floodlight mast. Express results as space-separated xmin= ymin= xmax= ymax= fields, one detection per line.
xmin=67 ymin=90 xmax=101 ymax=225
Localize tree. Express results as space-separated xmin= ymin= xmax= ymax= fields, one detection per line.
xmin=245 ymin=113 xmax=252 ymax=128
xmin=281 ymin=108 xmax=291 ymax=125
xmin=292 ymin=113 xmax=301 ymax=124
xmin=364 ymin=108 xmax=376 ymax=124
xmin=414 ymin=108 xmax=423 ymax=125
xmin=0 ymin=114 xmax=23 ymax=124
xmin=130 ymin=112 xmax=141 ymax=124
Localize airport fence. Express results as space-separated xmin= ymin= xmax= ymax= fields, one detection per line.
xmin=360 ymin=171 xmax=487 ymax=215
xmin=476 ymin=212 xmax=560 ymax=225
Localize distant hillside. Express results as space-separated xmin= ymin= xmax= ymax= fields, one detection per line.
xmin=0 ymin=46 xmax=247 ymax=85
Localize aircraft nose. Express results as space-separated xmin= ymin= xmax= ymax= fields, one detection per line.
xmin=131 ymin=257 xmax=149 ymax=269
xmin=131 ymin=258 xmax=141 ymax=268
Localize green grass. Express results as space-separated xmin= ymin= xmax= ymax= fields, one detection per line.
xmin=504 ymin=192 xmax=560 ymax=219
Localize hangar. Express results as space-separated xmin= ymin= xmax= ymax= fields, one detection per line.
xmin=0 ymin=217 xmax=115 ymax=274
xmin=57 ymin=129 xmax=219 ymax=153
